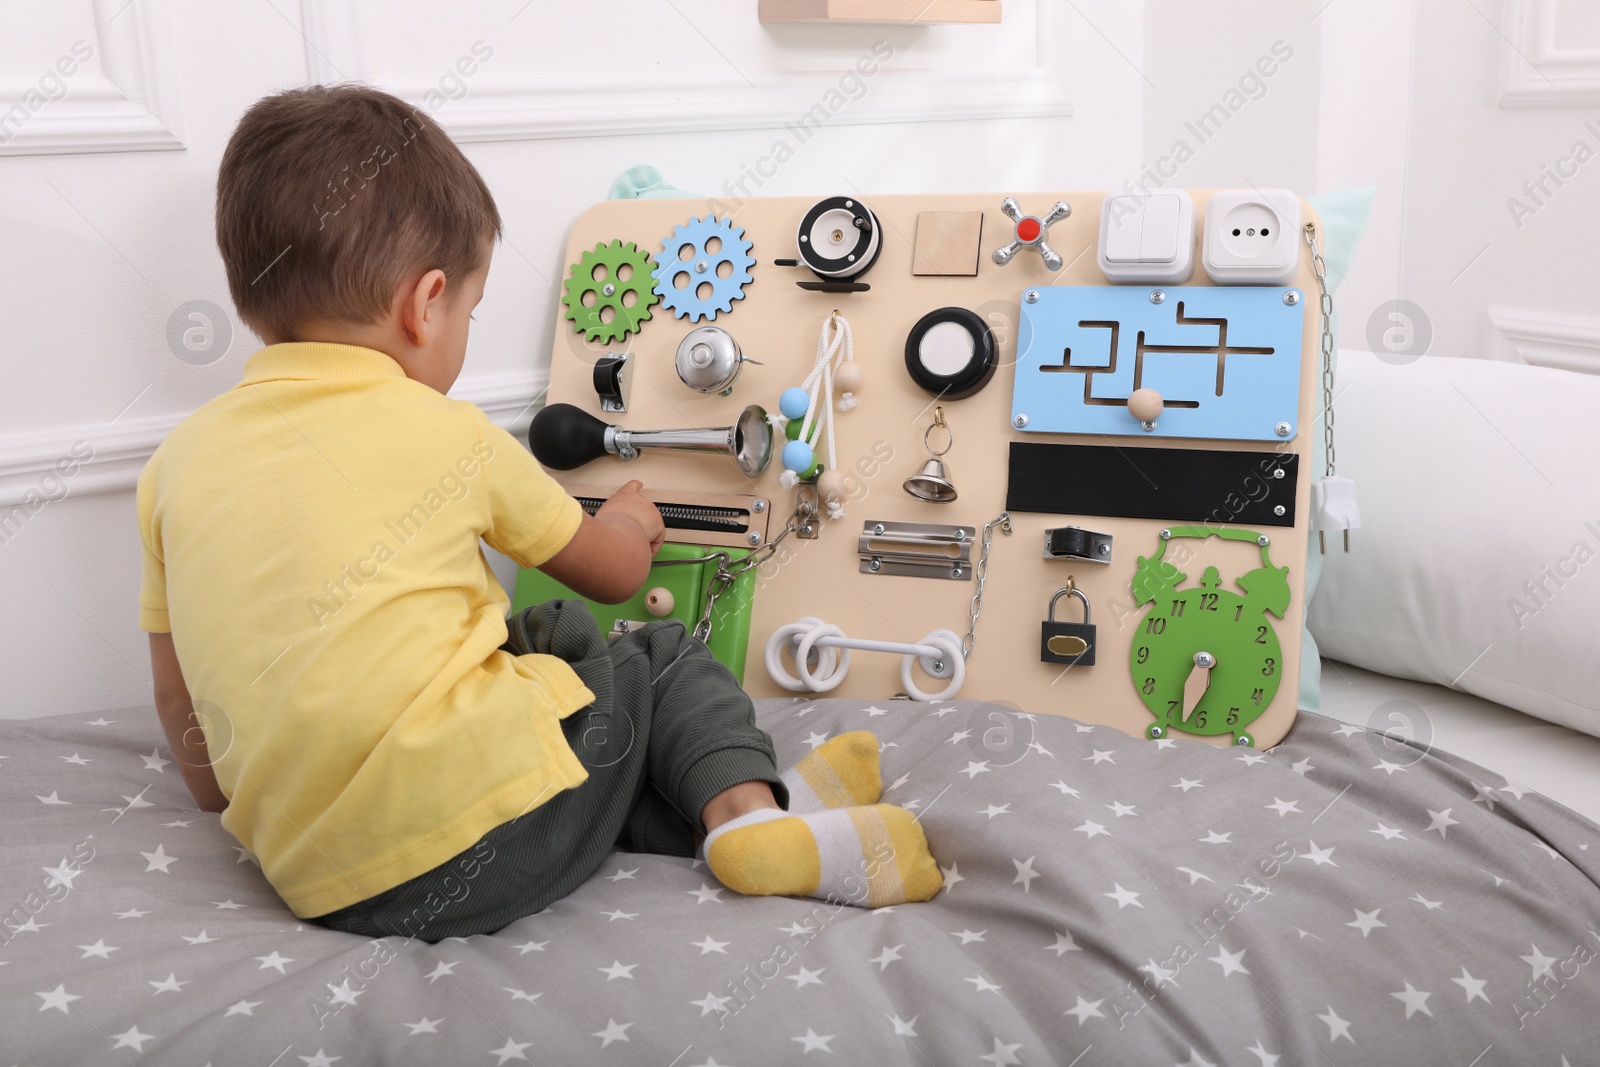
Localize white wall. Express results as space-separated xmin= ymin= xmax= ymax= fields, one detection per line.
xmin=0 ymin=0 xmax=1145 ymax=718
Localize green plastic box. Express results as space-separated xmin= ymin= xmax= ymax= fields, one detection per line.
xmin=509 ymin=544 xmax=757 ymax=681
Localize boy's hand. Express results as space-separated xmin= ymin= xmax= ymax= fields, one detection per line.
xmin=596 ymin=480 xmax=665 ymax=554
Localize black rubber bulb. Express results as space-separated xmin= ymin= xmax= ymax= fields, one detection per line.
xmin=527 ymin=403 xmax=610 ymax=470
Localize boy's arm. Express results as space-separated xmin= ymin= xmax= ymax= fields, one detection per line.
xmin=148 ymin=633 xmax=229 ymax=814
xmin=538 ymin=480 xmax=665 ymax=605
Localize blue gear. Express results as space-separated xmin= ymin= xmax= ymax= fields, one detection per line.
xmin=652 ymin=216 xmax=756 ymax=323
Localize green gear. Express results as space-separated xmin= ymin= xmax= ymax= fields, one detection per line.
xmin=561 ymin=240 xmax=659 ymax=344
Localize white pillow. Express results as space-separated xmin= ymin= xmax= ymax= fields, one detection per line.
xmin=1309 ymin=350 xmax=1600 ymax=736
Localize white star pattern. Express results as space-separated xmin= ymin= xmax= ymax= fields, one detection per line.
xmin=183 ymin=930 xmax=218 ymax=945
xmin=149 ymin=972 xmax=186 ymax=994
xmin=804 ymin=731 xmax=829 ymax=749
xmin=115 ymin=908 xmax=149 ymax=919
xmin=979 ymin=1037 xmax=1023 ymax=1066
xmin=78 ymin=939 xmax=117 ymax=959
xmin=961 ymin=760 xmax=992 ymax=779
xmin=1521 ymin=945 xmax=1557 ymax=981
xmin=513 ymin=940 xmax=547 ymax=954
xmin=592 ymin=1019 xmax=632 ymax=1047
xmin=890 ymin=1013 xmax=918 ymax=1036
xmin=140 ymin=844 xmax=177 ymax=872
xmin=1409 ymin=893 xmax=1443 ymax=910
xmin=1290 ymin=758 xmax=1314 ymax=775
xmin=36 ymin=984 xmax=81 ymax=1014
xmin=965 ymin=975 xmax=1003 ymax=993
xmin=504 ymin=988 xmax=541 ymax=1003
xmin=952 ymin=928 xmax=987 ymax=944
xmin=1106 ymin=801 xmax=1137 ymax=817
xmin=1064 ymin=995 xmax=1105 ymax=1025
xmin=1370 ymin=823 xmax=1407 ymax=840
xmin=871 ymin=944 xmax=904 ymax=970
xmin=1373 ymin=759 xmax=1409 ymax=775
xmin=256 ymin=951 xmax=293 ymax=974
xmin=979 ymin=803 xmax=1012 ymax=819
xmin=1086 ymin=749 xmax=1115 ymax=765
xmin=692 ymin=934 xmax=729 ymax=955
xmin=424 ymin=960 xmax=456 ymax=983
xmin=607 ymin=867 xmax=638 ymax=881
xmin=1103 ymin=883 xmax=1143 ymax=909
xmin=692 ymin=992 xmax=731 ymax=1016
xmin=1176 ymin=866 xmax=1214 ymax=885
xmin=1075 ymin=819 xmax=1111 ymax=839
xmin=1209 ymin=945 xmax=1249 ymax=977
xmin=1050 ymin=780 xmax=1081 ymax=797
xmin=792 ymin=1028 xmax=834 ymax=1053
xmin=1012 ymin=856 xmax=1039 ymax=892
xmin=225 ymin=999 xmax=262 ymax=1017
xmin=1299 ymin=841 xmax=1338 ymax=866
xmin=599 ymin=960 xmax=638 ymax=980
xmin=1425 ymin=808 xmax=1460 ymax=838
xmin=489 ymin=1038 xmax=531 ymax=1063
xmin=1045 ymin=931 xmax=1080 ymax=956
xmin=141 ymin=748 xmax=172 ymax=772
xmin=1246 ymin=1039 xmax=1280 ymax=1066
xmin=1140 ymin=958 xmax=1180 ymax=988
xmin=688 ymin=883 xmax=724 ymax=904
xmin=1347 ymin=908 xmax=1386 ymax=937
xmin=1178 ymin=1050 xmax=1217 ymax=1067
xmin=1316 ymin=1006 xmax=1353 ymax=1043
xmin=403 ymin=1017 xmax=440 ymax=1034
xmin=1264 ymin=798 xmax=1301 ymax=817
xmin=1200 ymin=830 xmax=1233 ymax=844
xmin=1452 ymin=967 xmax=1490 ymax=1004
xmin=1392 ymin=982 xmax=1433 ymax=1018
xmin=787 ymin=966 xmax=825 ymax=988
xmin=112 ymin=1026 xmax=155 ymax=1053
xmin=1173 ymin=777 xmax=1204 ymax=792
xmin=940 ymin=862 xmax=964 ymax=893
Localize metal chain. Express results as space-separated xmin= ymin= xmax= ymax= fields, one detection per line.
xmin=1303 ymin=223 xmax=1337 ymax=478
xmin=654 ymin=497 xmax=816 ymax=642
xmin=961 ymin=511 xmax=1013 ymax=660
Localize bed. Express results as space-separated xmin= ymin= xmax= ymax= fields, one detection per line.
xmin=5 ymin=684 xmax=1598 ymax=1065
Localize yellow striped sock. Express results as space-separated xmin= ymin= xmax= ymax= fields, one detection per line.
xmin=781 ymin=731 xmax=883 ymax=811
xmin=704 ymin=803 xmax=940 ymax=908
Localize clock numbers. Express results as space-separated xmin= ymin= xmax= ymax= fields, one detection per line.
xmin=1227 ymin=708 xmax=1240 ymax=725
xmin=1251 ymin=687 xmax=1265 ymax=706
xmin=1194 ymin=710 xmax=1207 ymax=727
xmin=1135 ymin=646 xmax=1150 ymax=664
xmin=1255 ymin=625 xmax=1269 ymax=645
xmin=1145 ymin=617 xmax=1168 ymax=635
xmin=1261 ymin=657 xmax=1276 ymax=676
xmin=1199 ymin=592 xmax=1219 ymax=612
xmin=1233 ymin=605 xmax=1243 ymax=622
xmin=1169 ymin=600 xmax=1186 ymax=617
xmin=1142 ymin=676 xmax=1156 ymax=695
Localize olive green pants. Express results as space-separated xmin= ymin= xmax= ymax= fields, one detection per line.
xmin=311 ymin=599 xmax=786 ymax=942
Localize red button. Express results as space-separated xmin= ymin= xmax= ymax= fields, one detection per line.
xmin=1016 ymin=217 xmax=1042 ymax=242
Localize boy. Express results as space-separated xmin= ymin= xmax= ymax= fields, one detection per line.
xmin=138 ymin=85 xmax=938 ymax=941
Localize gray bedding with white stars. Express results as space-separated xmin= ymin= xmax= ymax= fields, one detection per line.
xmin=4 ymin=698 xmax=1599 ymax=1065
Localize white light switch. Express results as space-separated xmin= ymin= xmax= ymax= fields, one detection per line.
xmin=1097 ymin=189 xmax=1194 ymax=284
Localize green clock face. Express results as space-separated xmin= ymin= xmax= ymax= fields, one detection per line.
xmin=1128 ymin=528 xmax=1293 ymax=747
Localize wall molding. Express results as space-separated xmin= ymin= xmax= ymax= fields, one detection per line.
xmin=297 ymin=0 xmax=1071 ymax=141
xmin=0 ymin=370 xmax=548 ymax=509
xmin=1488 ymin=307 xmax=1600 ymax=374
xmin=0 ymin=0 xmax=185 ymax=156
xmin=1500 ymin=0 xmax=1600 ymax=106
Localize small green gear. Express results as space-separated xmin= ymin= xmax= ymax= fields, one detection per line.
xmin=561 ymin=240 xmax=659 ymax=344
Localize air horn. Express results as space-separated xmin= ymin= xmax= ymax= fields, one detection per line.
xmin=528 ymin=403 xmax=774 ymax=479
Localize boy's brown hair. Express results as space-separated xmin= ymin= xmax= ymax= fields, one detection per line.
xmin=216 ymin=84 xmax=501 ymax=341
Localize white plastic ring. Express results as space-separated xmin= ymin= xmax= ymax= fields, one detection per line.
xmin=764 ymin=618 xmax=846 ymax=693
xmin=900 ymin=630 xmax=965 ymax=702
xmin=795 ymin=622 xmax=852 ymax=692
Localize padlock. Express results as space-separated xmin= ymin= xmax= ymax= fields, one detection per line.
xmin=1041 ymin=585 xmax=1096 ymax=667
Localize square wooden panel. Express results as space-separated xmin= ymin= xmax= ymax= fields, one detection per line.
xmin=911 ymin=210 xmax=985 ymax=276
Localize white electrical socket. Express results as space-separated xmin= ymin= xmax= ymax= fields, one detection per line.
xmin=1097 ymin=189 xmax=1194 ymax=284
xmin=1200 ymin=189 xmax=1303 ymax=285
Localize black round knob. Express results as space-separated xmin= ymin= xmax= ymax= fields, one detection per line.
xmin=528 ymin=403 xmax=610 ymax=470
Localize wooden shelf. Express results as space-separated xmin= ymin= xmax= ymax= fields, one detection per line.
xmin=759 ymin=0 xmax=1001 ymax=25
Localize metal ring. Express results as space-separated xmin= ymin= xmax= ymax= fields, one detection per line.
xmin=924 ymin=421 xmax=954 ymax=458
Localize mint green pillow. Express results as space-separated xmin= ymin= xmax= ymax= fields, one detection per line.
xmin=604 ymin=170 xmax=1375 ymax=713
xmin=1298 ymin=185 xmax=1376 ymax=711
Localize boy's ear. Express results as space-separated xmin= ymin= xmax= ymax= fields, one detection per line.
xmin=400 ymin=269 xmax=449 ymax=347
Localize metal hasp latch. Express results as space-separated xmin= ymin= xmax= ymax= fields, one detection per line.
xmin=1043 ymin=525 xmax=1113 ymax=564
xmin=858 ymin=520 xmax=976 ymax=581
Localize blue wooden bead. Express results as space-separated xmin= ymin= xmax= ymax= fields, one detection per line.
xmin=779 ymin=387 xmax=811 ymax=421
xmin=781 ymin=440 xmax=814 ymax=473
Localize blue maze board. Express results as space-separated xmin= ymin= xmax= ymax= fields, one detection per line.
xmin=1012 ymin=286 xmax=1305 ymax=442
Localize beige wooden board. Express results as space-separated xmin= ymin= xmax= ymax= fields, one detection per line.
xmin=545 ymin=192 xmax=1321 ymax=748
xmin=759 ymin=0 xmax=1002 ymax=24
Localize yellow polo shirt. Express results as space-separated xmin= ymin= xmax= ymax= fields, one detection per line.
xmin=136 ymin=343 xmax=594 ymax=918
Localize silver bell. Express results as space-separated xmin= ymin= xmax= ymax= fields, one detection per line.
xmin=903 ymin=457 xmax=958 ymax=503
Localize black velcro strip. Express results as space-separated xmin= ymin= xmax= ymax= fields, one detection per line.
xmin=1006 ymin=443 xmax=1298 ymax=527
